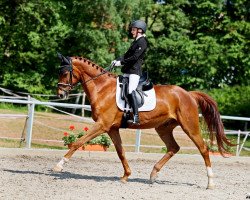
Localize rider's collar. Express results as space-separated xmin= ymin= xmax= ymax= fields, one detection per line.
xmin=136 ymin=34 xmax=146 ymax=41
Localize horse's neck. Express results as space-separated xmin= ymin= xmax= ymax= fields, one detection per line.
xmin=73 ymin=58 xmax=116 ymax=105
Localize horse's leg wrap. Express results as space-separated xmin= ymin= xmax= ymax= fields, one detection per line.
xmin=206 ymin=167 xmax=215 ymax=189
xmin=53 ymin=157 xmax=69 ymax=172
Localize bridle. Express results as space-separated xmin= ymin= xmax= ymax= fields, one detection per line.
xmin=57 ymin=63 xmax=75 ymax=92
xmin=57 ymin=61 xmax=114 ymax=92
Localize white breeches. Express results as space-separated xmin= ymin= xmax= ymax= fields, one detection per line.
xmin=123 ymin=73 xmax=140 ymax=94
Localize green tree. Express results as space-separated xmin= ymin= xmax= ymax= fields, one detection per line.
xmin=0 ymin=0 xmax=249 ymax=101
xmin=0 ymin=0 xmax=70 ymax=94
xmin=146 ymin=0 xmax=250 ymax=89
xmin=207 ymin=85 xmax=250 ymax=129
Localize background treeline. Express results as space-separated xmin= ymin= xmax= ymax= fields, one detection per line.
xmin=0 ymin=0 xmax=249 ymax=120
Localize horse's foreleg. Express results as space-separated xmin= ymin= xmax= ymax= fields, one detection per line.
xmin=108 ymin=128 xmax=131 ymax=183
xmin=150 ymin=124 xmax=180 ymax=183
xmin=53 ymin=122 xmax=105 ymax=172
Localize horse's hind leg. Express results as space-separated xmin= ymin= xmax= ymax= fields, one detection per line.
xmin=150 ymin=122 xmax=180 ymax=183
xmin=177 ymin=111 xmax=215 ymax=189
xmin=108 ymin=128 xmax=131 ymax=183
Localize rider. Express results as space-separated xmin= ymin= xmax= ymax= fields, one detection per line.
xmin=112 ymin=20 xmax=148 ymax=125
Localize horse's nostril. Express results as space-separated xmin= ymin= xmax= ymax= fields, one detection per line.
xmin=59 ymin=94 xmax=64 ymax=99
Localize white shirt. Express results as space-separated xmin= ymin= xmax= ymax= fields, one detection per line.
xmin=136 ymin=34 xmax=146 ymax=40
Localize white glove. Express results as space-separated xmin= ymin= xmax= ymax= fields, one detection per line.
xmin=115 ymin=60 xmax=122 ymax=66
xmin=111 ymin=60 xmax=122 ymax=67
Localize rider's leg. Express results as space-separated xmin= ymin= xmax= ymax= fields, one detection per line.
xmin=127 ymin=74 xmax=140 ymax=124
xmin=127 ymin=90 xmax=140 ymax=124
xmin=128 ymin=74 xmax=140 ymax=94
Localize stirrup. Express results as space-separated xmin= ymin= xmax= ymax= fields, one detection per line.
xmin=127 ymin=115 xmax=140 ymax=125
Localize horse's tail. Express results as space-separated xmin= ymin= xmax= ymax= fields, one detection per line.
xmin=190 ymin=91 xmax=235 ymax=156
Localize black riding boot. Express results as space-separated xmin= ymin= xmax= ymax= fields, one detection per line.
xmin=127 ymin=91 xmax=140 ymax=125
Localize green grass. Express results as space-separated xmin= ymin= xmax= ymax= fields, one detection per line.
xmin=0 ymin=138 xmax=66 ymax=150
xmin=31 ymin=143 xmax=67 ymax=150
xmin=0 ymin=103 xmax=28 ymax=112
xmin=227 ymin=135 xmax=250 ymax=156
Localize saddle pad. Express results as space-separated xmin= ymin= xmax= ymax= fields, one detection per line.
xmin=116 ymin=78 xmax=156 ymax=112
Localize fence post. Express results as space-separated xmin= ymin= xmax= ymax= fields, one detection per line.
xmin=82 ymin=92 xmax=86 ymax=117
xmin=26 ymin=101 xmax=35 ymax=148
xmin=72 ymin=93 xmax=81 ymax=114
xmin=236 ymin=130 xmax=241 ymax=156
xmin=238 ymin=131 xmax=249 ymax=155
xmin=135 ymin=129 xmax=141 ymax=152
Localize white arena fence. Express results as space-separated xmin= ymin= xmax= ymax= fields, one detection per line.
xmin=0 ymin=97 xmax=249 ymax=156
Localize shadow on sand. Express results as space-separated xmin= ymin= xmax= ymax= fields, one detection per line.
xmin=3 ymin=169 xmax=197 ymax=187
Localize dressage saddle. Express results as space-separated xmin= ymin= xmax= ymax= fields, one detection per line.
xmin=118 ymin=72 xmax=153 ymax=128
xmin=118 ymin=71 xmax=153 ymax=108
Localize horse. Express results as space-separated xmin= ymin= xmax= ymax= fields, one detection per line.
xmin=53 ymin=54 xmax=234 ymax=189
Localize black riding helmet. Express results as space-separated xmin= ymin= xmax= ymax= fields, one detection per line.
xmin=128 ymin=20 xmax=147 ymax=38
xmin=130 ymin=20 xmax=147 ymax=33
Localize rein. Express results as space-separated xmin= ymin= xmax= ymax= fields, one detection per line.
xmin=57 ymin=62 xmax=114 ymax=91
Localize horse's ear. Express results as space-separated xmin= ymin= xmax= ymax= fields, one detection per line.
xmin=57 ymin=52 xmax=70 ymax=65
xmin=66 ymin=56 xmax=72 ymax=64
xmin=57 ymin=52 xmax=63 ymax=61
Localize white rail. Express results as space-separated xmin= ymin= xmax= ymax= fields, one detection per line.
xmin=0 ymin=98 xmax=91 ymax=110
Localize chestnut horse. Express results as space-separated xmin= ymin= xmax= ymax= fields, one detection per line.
xmin=54 ymin=54 xmax=233 ymax=189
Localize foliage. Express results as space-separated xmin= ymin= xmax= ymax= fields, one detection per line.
xmin=0 ymin=0 xmax=249 ymax=116
xmin=207 ymin=85 xmax=250 ymax=130
xmin=208 ymin=85 xmax=250 ymax=117
xmin=62 ymin=125 xmax=111 ymax=147
xmin=146 ymin=0 xmax=250 ymax=89
xmin=0 ymin=0 xmax=70 ymax=93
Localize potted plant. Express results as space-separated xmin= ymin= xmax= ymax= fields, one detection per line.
xmin=62 ymin=125 xmax=84 ymax=150
xmin=62 ymin=125 xmax=111 ymax=151
xmin=83 ymin=133 xmax=112 ymax=151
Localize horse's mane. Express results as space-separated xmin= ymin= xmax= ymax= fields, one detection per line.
xmin=72 ymin=56 xmax=117 ymax=78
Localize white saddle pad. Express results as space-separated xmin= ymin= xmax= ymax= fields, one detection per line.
xmin=116 ymin=78 xmax=156 ymax=112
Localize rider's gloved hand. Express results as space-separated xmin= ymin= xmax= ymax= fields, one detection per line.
xmin=111 ymin=60 xmax=122 ymax=67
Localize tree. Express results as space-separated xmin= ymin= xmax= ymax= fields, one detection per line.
xmin=0 ymin=0 xmax=70 ymax=94
xmin=146 ymin=0 xmax=250 ymax=89
xmin=0 ymin=0 xmax=249 ymax=96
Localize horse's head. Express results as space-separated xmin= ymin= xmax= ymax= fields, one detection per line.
xmin=57 ymin=53 xmax=79 ymax=99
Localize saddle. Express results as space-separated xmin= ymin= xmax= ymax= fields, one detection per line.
xmin=118 ymin=72 xmax=154 ymax=128
xmin=118 ymin=71 xmax=153 ymax=108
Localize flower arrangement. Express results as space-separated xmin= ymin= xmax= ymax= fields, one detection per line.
xmin=62 ymin=125 xmax=111 ymax=147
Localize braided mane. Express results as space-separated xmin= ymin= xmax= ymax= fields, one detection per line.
xmin=72 ymin=56 xmax=117 ymax=78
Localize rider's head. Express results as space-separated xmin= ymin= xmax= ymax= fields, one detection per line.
xmin=129 ymin=20 xmax=147 ymax=39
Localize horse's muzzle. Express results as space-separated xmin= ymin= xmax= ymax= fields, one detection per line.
xmin=57 ymin=89 xmax=69 ymax=100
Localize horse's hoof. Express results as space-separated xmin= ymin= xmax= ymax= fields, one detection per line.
xmin=53 ymin=165 xmax=63 ymax=172
xmin=206 ymin=184 xmax=215 ymax=190
xmin=120 ymin=177 xmax=128 ymax=184
xmin=150 ymin=174 xmax=158 ymax=183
